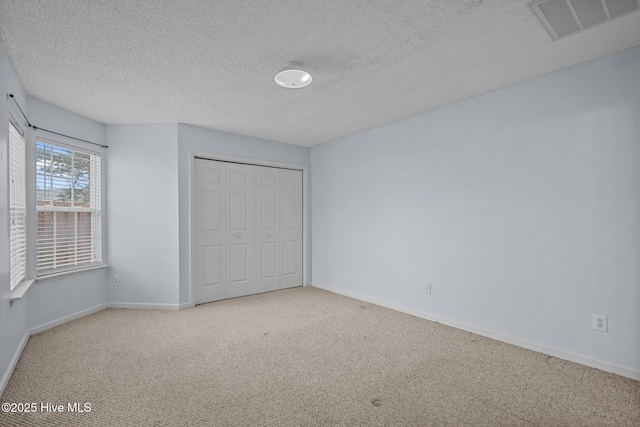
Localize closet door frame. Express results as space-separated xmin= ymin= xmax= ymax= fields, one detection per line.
xmin=189 ymin=151 xmax=308 ymax=306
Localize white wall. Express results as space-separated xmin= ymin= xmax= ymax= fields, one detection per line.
xmin=1 ymin=47 xmax=109 ymax=395
xmin=26 ymin=97 xmax=108 ymax=330
xmin=311 ymin=46 xmax=640 ymax=377
xmin=0 ymin=42 xmax=30 ymax=395
xmin=106 ymin=124 xmax=180 ymax=307
xmin=176 ymin=124 xmax=311 ymax=305
xmin=106 ymin=123 xmax=310 ymax=308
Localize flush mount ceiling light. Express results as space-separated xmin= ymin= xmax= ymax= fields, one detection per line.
xmin=274 ymin=62 xmax=312 ymax=89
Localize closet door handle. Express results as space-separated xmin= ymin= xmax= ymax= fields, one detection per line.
xmin=267 ymin=233 xmax=272 ymax=237
xmin=236 ymin=234 xmax=241 ymax=239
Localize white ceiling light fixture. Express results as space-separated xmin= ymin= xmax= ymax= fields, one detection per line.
xmin=274 ymin=62 xmax=312 ymax=89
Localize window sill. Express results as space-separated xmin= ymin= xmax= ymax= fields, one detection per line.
xmin=36 ymin=264 xmax=109 ymax=282
xmin=10 ymin=278 xmax=36 ymax=302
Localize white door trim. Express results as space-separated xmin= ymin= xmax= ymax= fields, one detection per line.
xmin=189 ymin=151 xmax=309 ymax=306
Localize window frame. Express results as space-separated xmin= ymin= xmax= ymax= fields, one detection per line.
xmin=35 ymin=136 xmax=104 ymax=278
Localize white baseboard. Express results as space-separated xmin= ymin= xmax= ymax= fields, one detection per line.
xmin=4 ymin=301 xmax=179 ymax=396
xmin=311 ymin=282 xmax=640 ymax=381
xmin=108 ymin=302 xmax=181 ymax=310
xmin=30 ymin=303 xmax=108 ymax=335
xmin=3 ymin=304 xmax=108 ymax=396
xmin=0 ymin=331 xmax=30 ymax=397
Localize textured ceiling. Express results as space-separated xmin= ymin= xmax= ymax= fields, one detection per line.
xmin=0 ymin=1 xmax=639 ymax=147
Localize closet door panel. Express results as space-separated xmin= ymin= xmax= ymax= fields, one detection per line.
xmin=255 ymin=166 xmax=280 ymax=293
xmin=261 ymin=242 xmax=278 ymax=278
xmin=226 ymin=163 xmax=255 ymax=299
xmin=229 ymin=243 xmax=248 ymax=282
xmin=279 ymin=169 xmax=303 ymax=289
xmin=194 ymin=159 xmax=227 ymax=304
xmin=282 ymin=240 xmax=298 ymax=276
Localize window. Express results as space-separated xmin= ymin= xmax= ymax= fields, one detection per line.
xmin=36 ymin=139 xmax=102 ymax=275
xmin=9 ymin=115 xmax=26 ymax=290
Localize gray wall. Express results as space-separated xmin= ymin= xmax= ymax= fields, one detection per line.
xmin=311 ymin=46 xmax=640 ymax=375
xmin=0 ymin=42 xmax=30 ymax=394
xmin=106 ymin=124 xmax=180 ymax=306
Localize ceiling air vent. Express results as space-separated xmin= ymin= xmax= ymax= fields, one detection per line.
xmin=530 ymin=0 xmax=640 ymax=40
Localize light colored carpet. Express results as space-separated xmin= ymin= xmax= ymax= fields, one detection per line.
xmin=1 ymin=286 xmax=638 ymax=426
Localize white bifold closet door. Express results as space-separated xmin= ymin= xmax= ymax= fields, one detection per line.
xmin=194 ymin=159 xmax=302 ymax=304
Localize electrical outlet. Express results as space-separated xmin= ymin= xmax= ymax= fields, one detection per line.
xmin=113 ymin=275 xmax=120 ymax=286
xmin=593 ymin=314 xmax=607 ymax=332
xmin=425 ymin=283 xmax=431 ymax=295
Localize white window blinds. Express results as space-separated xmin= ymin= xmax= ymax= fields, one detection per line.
xmin=36 ymin=139 xmax=102 ymax=275
xmin=9 ymin=115 xmax=26 ymax=290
